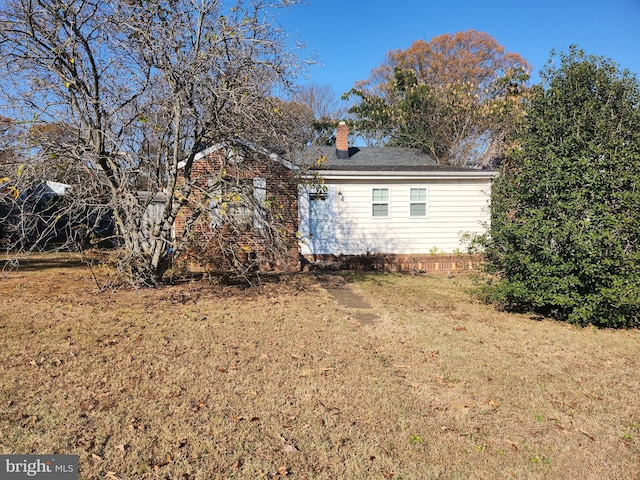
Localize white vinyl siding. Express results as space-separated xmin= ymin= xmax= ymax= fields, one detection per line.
xmin=300 ymin=178 xmax=491 ymax=256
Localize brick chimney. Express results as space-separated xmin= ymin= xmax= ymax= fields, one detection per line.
xmin=336 ymin=121 xmax=349 ymax=159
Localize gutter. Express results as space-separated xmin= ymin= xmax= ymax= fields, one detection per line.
xmin=304 ymin=169 xmax=498 ymax=181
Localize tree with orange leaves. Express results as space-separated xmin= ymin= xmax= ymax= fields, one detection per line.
xmin=346 ymin=30 xmax=530 ymax=166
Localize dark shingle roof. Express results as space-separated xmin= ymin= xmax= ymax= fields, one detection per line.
xmin=294 ymin=146 xmax=479 ymax=172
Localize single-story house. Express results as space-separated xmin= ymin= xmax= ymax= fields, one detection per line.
xmin=173 ymin=124 xmax=496 ymax=273
xmin=295 ymin=123 xmax=496 ymax=271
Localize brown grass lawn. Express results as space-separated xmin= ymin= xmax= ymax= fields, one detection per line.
xmin=1 ymin=254 xmax=639 ymax=479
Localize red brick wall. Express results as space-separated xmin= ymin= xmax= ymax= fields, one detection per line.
xmin=175 ymin=148 xmax=300 ymax=272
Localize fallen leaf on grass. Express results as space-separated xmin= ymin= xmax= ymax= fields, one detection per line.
xmin=423 ymin=350 xmax=440 ymax=362
xmin=277 ymin=466 xmax=289 ymax=476
xmin=282 ymin=444 xmax=297 ymax=453
xmin=453 ymin=326 xmax=467 ymax=332
xmin=577 ymin=429 xmax=596 ymax=441
xmin=505 ymin=440 xmax=518 ymax=451
xmin=91 ymin=453 xmax=103 ymax=461
xmin=449 ymin=401 xmax=472 ymax=411
xmin=192 ymin=402 xmax=207 ymax=411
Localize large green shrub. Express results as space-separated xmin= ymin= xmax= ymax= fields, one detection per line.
xmin=484 ymin=47 xmax=640 ymax=328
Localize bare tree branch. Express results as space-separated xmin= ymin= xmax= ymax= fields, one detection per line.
xmin=0 ymin=0 xmax=309 ymax=285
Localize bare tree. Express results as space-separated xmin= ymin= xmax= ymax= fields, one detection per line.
xmin=0 ymin=116 xmax=19 ymax=168
xmin=0 ymin=0 xmax=307 ymax=285
xmin=292 ymin=83 xmax=347 ymax=145
xmin=293 ymin=84 xmax=346 ymax=120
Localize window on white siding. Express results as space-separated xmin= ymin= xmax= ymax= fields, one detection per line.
xmin=372 ymin=188 xmax=389 ymax=217
xmin=409 ymin=187 xmax=427 ymax=217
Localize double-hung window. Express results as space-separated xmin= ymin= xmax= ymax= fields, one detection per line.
xmin=409 ymin=187 xmax=428 ymax=217
xmin=225 ymin=180 xmax=254 ymax=226
xmin=208 ymin=177 xmax=266 ymax=229
xmin=372 ymin=188 xmax=389 ymax=217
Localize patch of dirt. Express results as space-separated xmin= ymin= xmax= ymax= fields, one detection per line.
xmin=350 ymin=312 xmax=380 ymax=326
xmin=326 ymin=286 xmax=374 ymax=310
xmin=323 ymin=277 xmax=381 ymax=325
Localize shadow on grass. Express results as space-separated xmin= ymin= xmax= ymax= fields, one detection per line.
xmin=166 ymin=270 xmax=312 ymax=289
xmin=0 ymin=253 xmax=87 ymax=272
xmin=0 ymin=253 xmax=402 ymax=296
xmin=340 ymin=270 xmax=399 ymax=287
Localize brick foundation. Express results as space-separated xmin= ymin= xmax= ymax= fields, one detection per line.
xmin=301 ymin=253 xmax=483 ymax=274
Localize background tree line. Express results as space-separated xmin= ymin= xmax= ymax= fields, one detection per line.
xmin=343 ymin=30 xmax=530 ymax=167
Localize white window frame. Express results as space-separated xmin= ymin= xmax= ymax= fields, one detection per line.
xmin=207 ymin=177 xmax=266 ymax=229
xmin=371 ymin=187 xmax=390 ymax=218
xmin=225 ymin=179 xmax=254 ymax=227
xmin=253 ymin=177 xmax=266 ymax=230
xmin=409 ymin=187 xmax=428 ymax=218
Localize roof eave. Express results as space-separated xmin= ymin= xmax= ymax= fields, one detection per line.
xmin=306 ymin=169 xmax=498 ymax=180
xmin=179 ymin=141 xmax=299 ymax=172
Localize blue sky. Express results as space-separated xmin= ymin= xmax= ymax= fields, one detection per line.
xmin=277 ymin=0 xmax=640 ymax=97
